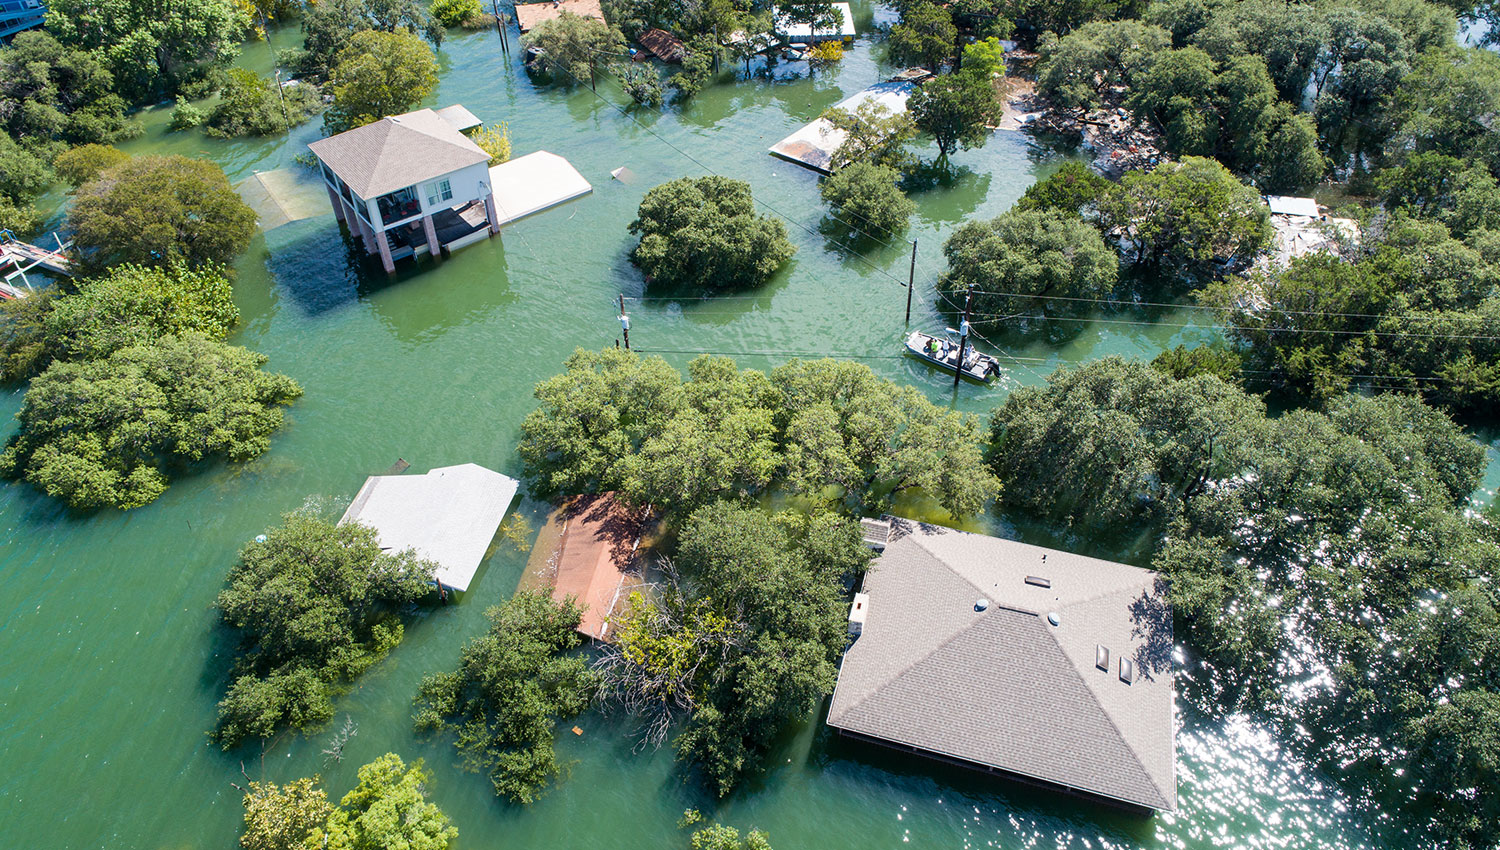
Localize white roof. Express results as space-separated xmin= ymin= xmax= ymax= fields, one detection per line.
xmin=339 ymin=463 xmax=519 ymax=592
xmin=1264 ymin=195 xmax=1320 ymax=217
xmin=488 ymin=150 xmax=593 ymax=225
xmin=774 ymin=2 xmax=855 ymax=39
xmin=769 ymin=81 xmax=914 ymax=173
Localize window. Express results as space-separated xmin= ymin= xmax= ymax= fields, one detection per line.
xmin=425 ymin=179 xmax=453 ymax=207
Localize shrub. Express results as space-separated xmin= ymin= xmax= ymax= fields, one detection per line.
xmin=431 ymin=0 xmax=482 ymax=26
xmin=169 ymin=97 xmax=207 ymax=131
xmin=808 ymin=40 xmax=843 ymax=64
xmin=206 ymin=68 xmax=322 ymax=138
xmin=471 ymin=122 xmax=511 ymax=165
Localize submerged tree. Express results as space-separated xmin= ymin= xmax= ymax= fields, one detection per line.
xmin=819 ymin=161 xmax=915 ymax=237
xmin=629 ymin=176 xmax=795 ymax=292
xmin=414 ymin=589 xmax=596 ymax=803
xmin=323 ymin=30 xmax=440 ymax=133
xmin=213 ymin=513 xmax=436 ymax=747
xmin=67 ymin=155 xmax=258 ymax=272
xmin=0 ymin=334 xmax=301 ymax=510
xmin=908 ymin=70 xmax=1000 ymax=161
xmin=522 ymin=12 xmax=626 ymax=83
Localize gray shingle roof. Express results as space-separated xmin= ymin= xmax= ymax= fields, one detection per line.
xmin=826 ymin=519 xmax=1177 ymax=811
xmin=307 ymin=108 xmax=490 ymax=199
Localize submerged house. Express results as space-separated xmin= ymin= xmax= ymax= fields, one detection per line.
xmin=827 ymin=519 xmax=1177 ymax=813
xmin=309 ymin=107 xmax=500 ymax=273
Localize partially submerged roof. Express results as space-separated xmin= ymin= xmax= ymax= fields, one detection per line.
xmin=827 ymin=519 xmax=1176 ymax=812
xmin=435 ymin=104 xmax=483 ymax=132
xmin=514 ymin=0 xmax=604 ymax=32
xmin=769 ymin=81 xmax=914 ymax=173
xmin=774 ymin=2 xmax=856 ymax=40
xmin=339 ymin=463 xmax=519 ymax=592
xmin=550 ymin=493 xmax=645 ymax=640
xmin=639 ymin=28 xmax=686 ymax=62
xmin=488 ymin=150 xmax=593 ymax=226
xmin=1265 ymin=195 xmax=1320 ymax=217
xmin=308 ymin=108 xmax=490 ymax=198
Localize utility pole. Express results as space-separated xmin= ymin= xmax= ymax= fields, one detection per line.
xmin=618 ymin=294 xmax=631 ymax=350
xmin=904 ymin=239 xmax=916 ymax=326
xmin=273 ymin=68 xmax=291 ymax=132
xmin=953 ymin=287 xmax=972 ymax=389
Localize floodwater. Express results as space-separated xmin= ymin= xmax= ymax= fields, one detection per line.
xmin=0 ymin=9 xmax=1486 ymax=848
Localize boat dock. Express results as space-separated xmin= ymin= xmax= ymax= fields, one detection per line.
xmin=1 ymin=231 xmax=73 ymax=298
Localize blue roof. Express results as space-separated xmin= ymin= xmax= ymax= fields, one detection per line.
xmin=1 ymin=0 xmax=47 ymax=40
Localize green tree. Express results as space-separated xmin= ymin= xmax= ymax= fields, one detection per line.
xmin=51 ymin=143 xmax=128 ymax=189
xmin=629 ymin=176 xmax=795 ymax=292
xmin=819 ymin=161 xmax=915 ymax=237
xmin=291 ymin=0 xmax=442 ymax=78
xmin=169 ymin=96 xmax=208 ymax=131
xmin=206 ymin=69 xmax=322 ymax=138
xmin=521 ymin=12 xmax=627 ymax=83
xmin=0 ymin=31 xmax=136 ymax=149
xmin=213 ymin=513 xmax=436 ymax=747
xmin=1014 ymin=160 xmax=1111 ymax=216
xmin=239 ymin=777 xmax=333 ymax=850
xmin=1150 ymin=344 xmax=1244 ymax=386
xmin=323 ymin=30 xmax=440 ymax=133
xmin=614 ymin=62 xmax=665 ymax=108
xmin=414 ymin=589 xmax=596 ymax=803
xmin=471 ymin=123 xmax=512 ymax=165
xmin=1035 ymin=20 xmax=1169 ymax=110
xmin=1311 ymin=7 xmax=1411 ymax=166
xmin=1098 ymin=156 xmax=1270 ymax=278
xmin=961 ymin=36 xmax=1005 ymax=78
xmin=0 ymin=132 xmax=53 ymax=206
xmin=0 ymin=334 xmax=301 ymax=510
xmin=312 ymin=754 xmax=458 ymax=850
xmin=0 ymin=262 xmax=238 ymax=382
xmin=821 ymin=100 xmax=918 ymax=171
xmin=888 ymin=1 xmax=956 ymax=71
xmin=938 ymin=208 xmax=1118 ymax=334
xmin=908 ymin=71 xmax=1000 ymax=161
xmin=1386 ymin=48 xmax=1500 ymax=177
xmin=667 ymin=36 xmax=722 ymax=101
xmin=43 ymin=0 xmax=249 ymax=103
xmin=67 ymin=155 xmax=258 ymax=272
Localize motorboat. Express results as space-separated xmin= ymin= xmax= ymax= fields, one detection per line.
xmin=904 ymin=328 xmax=1001 ymax=383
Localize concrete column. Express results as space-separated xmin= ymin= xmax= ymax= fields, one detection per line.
xmin=485 ymin=191 xmax=502 ymax=235
xmin=355 ymin=215 xmax=377 ymax=255
xmin=326 ymin=185 xmax=346 ymax=223
xmin=375 ymin=228 xmax=395 ymax=273
xmin=422 ymin=214 xmax=441 ymax=256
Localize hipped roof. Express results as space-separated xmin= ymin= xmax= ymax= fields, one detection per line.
xmin=827 ymin=519 xmax=1177 ymax=812
xmin=308 ymin=108 xmax=490 ymax=198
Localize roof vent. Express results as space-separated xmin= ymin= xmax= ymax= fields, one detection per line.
xmin=1119 ymin=656 xmax=1136 ymax=684
xmin=1046 ymin=611 xmax=1060 ymax=627
xmin=1095 ymin=644 xmax=1110 ymax=671
xmin=974 ymin=598 xmax=989 ymax=612
xmin=1025 ymin=575 xmax=1051 ymax=588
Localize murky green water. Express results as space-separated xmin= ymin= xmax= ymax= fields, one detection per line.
xmin=1 ymin=13 xmax=1489 ymax=849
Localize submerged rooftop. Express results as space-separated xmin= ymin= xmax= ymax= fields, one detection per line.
xmin=339 ymin=463 xmax=519 ymax=592
xmin=827 ymin=518 xmax=1177 ymax=812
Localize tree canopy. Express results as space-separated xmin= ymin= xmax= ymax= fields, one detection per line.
xmin=521 ymin=12 xmax=627 ymax=82
xmin=206 ymin=69 xmax=322 ymax=138
xmin=518 ymin=348 xmax=1000 ymax=519
xmin=628 ymin=177 xmax=795 ymax=292
xmin=938 ymin=208 xmax=1118 ymax=335
xmin=0 ymin=334 xmax=300 ymax=510
xmin=908 ymin=70 xmax=1001 ymax=161
xmin=323 ymin=30 xmax=440 ymax=134
xmin=67 ymin=155 xmax=258 ymax=272
xmin=43 ymin=0 xmax=249 ymax=103
xmin=888 ymin=1 xmax=957 ymax=71
xmin=0 ymin=262 xmax=238 ymax=383
xmin=414 ymin=589 xmax=595 ymax=803
xmin=241 ymin=754 xmax=457 ymax=850
xmin=0 ymin=31 xmax=136 ymax=152
xmin=819 ymin=162 xmax=915 ymax=238
xmin=290 ymin=0 xmax=443 ymax=79
xmin=213 ymin=513 xmax=437 ymax=748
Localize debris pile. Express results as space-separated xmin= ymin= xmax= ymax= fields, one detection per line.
xmin=1023 ymin=100 xmax=1167 ymax=177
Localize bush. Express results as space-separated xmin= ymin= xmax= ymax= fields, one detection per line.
xmin=471 ymin=123 xmax=512 ymax=165
xmin=67 ymin=155 xmax=258 ymax=271
xmin=820 ymin=162 xmax=915 ymax=237
xmin=206 ymin=68 xmax=322 ymax=138
xmin=629 ymin=176 xmax=795 ymax=291
xmin=431 ymin=0 xmax=482 ymax=26
xmin=169 ymin=97 xmax=207 ymax=131
xmin=808 ymin=40 xmax=843 ymax=64
xmin=214 ymin=513 xmax=437 ymax=747
xmin=0 ymin=333 xmax=302 ymax=510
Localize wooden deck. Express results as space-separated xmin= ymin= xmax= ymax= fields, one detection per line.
xmin=534 ymin=493 xmax=647 ymax=641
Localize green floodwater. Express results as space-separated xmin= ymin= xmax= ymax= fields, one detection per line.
xmin=3 ymin=12 xmax=1497 ymax=849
